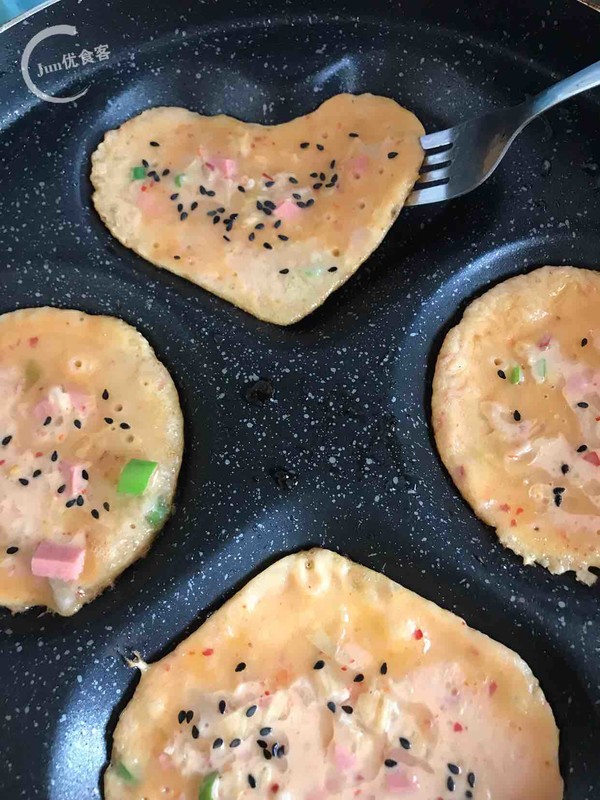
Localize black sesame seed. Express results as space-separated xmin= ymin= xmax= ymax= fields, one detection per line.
xmin=497 ymin=369 xmax=506 ymax=379
xmin=300 ymin=142 xmax=310 ymax=149
xmin=276 ymin=745 xmax=285 ymax=758
xmin=149 ymin=141 xmax=160 ymax=147
xmin=447 ymin=776 xmax=455 ymax=792
xmin=235 ymin=662 xmax=246 ymax=672
xmin=223 ymin=235 xmax=231 ymax=242
xmin=246 ymin=705 xmax=257 ymax=717
xmin=384 ymin=759 xmax=397 ymax=768
xmin=74 ymin=419 xmax=82 ymax=429
xmin=217 ymin=207 xmax=225 ymax=213
xmin=278 ymin=235 xmax=289 ymax=241
xmin=582 ymin=338 xmax=588 ymax=347
xmin=577 ymin=444 xmax=588 ymax=452
xmin=577 ymin=401 xmax=589 ymax=408
xmin=174 ymin=255 xmax=181 ymax=260
xmin=319 ymin=172 xmax=326 ymax=181
xmin=289 ymin=177 xmax=298 ymax=184
xmin=310 ymin=172 xmax=318 ymax=178
xmin=260 ymin=727 xmax=272 ymax=736
xmin=213 ymin=216 xmax=220 ymax=224
xmin=218 ymin=699 xmax=226 ymax=714
xmin=467 ymin=772 xmax=475 ymax=787
xmin=51 ymin=451 xmax=58 ymax=462
xmin=305 ymin=199 xmax=315 ymax=207
xmin=248 ymin=775 xmax=256 ymax=789
xmin=178 ymin=710 xmax=186 ymax=724
xmin=327 ymin=701 xmax=336 ymax=713
xmin=180 ymin=212 xmax=188 ymax=221
xmin=313 ymin=660 xmax=325 ymax=670
xmin=207 ymin=210 xmax=216 ymax=217
xmin=341 ymin=705 xmax=353 ymax=714
xmin=152 ymin=173 xmax=160 ymax=182
xmin=237 ymin=185 xmax=246 ymax=192
xmin=466 ymin=792 xmax=473 ymax=799
xmin=102 ymin=389 xmax=109 ymax=400
xmin=142 ymin=159 xmax=149 ymax=168
xmin=249 ymin=233 xmax=255 ymax=241
xmin=292 ymin=193 xmax=301 ymax=200
xmin=18 ymin=478 xmax=29 ymax=486
xmin=104 ymin=417 xmax=113 ymax=425
xmin=349 ymin=132 xmax=359 ymax=137
xmin=263 ymin=749 xmax=272 ymax=760
xmin=120 ymin=422 xmax=131 ymax=430
xmin=91 ymin=509 xmax=100 ymax=519
xmin=43 ymin=416 xmax=51 ymax=426
xmin=82 ymin=469 xmax=89 ymax=481
xmin=191 ymin=201 xmax=198 ymax=211
xmin=256 ymin=200 xmax=264 ymax=211
xmin=162 ymin=169 xmax=170 ymax=176
xmin=554 ymin=486 xmax=565 ymax=493
xmin=313 ymin=183 xmax=323 ymax=190
xmin=279 ymin=268 xmax=290 ymax=275
xmin=212 ymin=738 xmax=223 ymax=749
xmin=170 ymin=193 xmax=179 ymax=201
xmin=191 ymin=725 xmax=199 ymax=739
xmin=207 ymin=190 xmax=216 ymax=197
xmin=177 ymin=203 xmax=183 ymax=212
xmin=554 ymin=493 xmax=562 ymax=507
xmin=199 ymin=185 xmax=207 ymax=195
xmin=354 ymin=673 xmax=364 ymax=682
xmin=380 ymin=662 xmax=388 ymax=675
xmin=263 ymin=200 xmax=276 ymax=210
xmin=185 ymin=710 xmax=192 ymax=723
xmin=399 ymin=737 xmax=411 ymax=750
xmin=6 ymin=546 xmax=18 ymax=555
xmin=388 ymin=151 xmax=399 ymax=159
xmin=448 ymin=763 xmax=460 ymax=775
xmin=328 ymin=266 xmax=338 ymax=273
xmin=147 ymin=170 xmax=157 ymax=177
xmin=32 ymin=469 xmax=41 ymax=478
xmin=257 ymin=739 xmax=267 ymax=749
xmin=103 ymin=502 xmax=110 ymax=511
xmin=561 ymin=464 xmax=570 ymax=474
xmin=513 ymin=410 xmax=521 ymax=421
xmin=76 ymin=495 xmax=84 ymax=506
xmin=330 ymin=160 xmax=336 ymax=169
xmin=263 ymin=242 xmax=273 ymax=250
xmin=316 ymin=143 xmax=324 ymax=151
xmin=57 ymin=484 xmax=66 ymax=494
xmin=265 ymin=180 xmax=275 ymax=188
xmin=230 ymin=738 xmax=241 ymax=748
xmin=255 ymin=223 xmax=265 ymax=230
xmin=273 ymin=219 xmax=282 ymax=229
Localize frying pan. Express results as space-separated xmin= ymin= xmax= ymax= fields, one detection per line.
xmin=0 ymin=0 xmax=599 ymax=797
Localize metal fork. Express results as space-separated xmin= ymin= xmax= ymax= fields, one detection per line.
xmin=406 ymin=61 xmax=600 ymax=206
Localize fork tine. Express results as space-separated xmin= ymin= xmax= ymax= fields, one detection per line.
xmin=405 ymin=182 xmax=451 ymax=207
xmin=414 ymin=165 xmax=450 ymax=183
xmin=419 ymin=129 xmax=454 ymax=149
xmin=421 ymin=149 xmax=453 ymax=168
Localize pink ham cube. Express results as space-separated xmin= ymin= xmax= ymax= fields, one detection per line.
xmin=31 ymin=540 xmax=85 ymax=581
xmin=59 ymin=462 xmax=87 ymax=496
xmin=211 ymin=157 xmax=237 ymax=179
xmin=347 ymin=154 xmax=370 ymax=178
xmin=275 ymin=198 xmax=302 ymax=221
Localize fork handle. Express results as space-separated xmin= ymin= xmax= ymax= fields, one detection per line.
xmin=526 ymin=60 xmax=600 ymax=118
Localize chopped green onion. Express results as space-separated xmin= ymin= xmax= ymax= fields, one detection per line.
xmin=199 ymin=771 xmax=219 ymax=800
xmin=114 ymin=761 xmax=136 ymax=783
xmin=535 ymin=358 xmax=547 ymax=380
xmin=146 ymin=497 xmax=170 ymax=528
xmin=509 ymin=365 xmax=523 ymax=384
xmin=131 ymin=166 xmax=146 ymax=181
xmin=24 ymin=360 xmax=41 ymax=389
xmin=174 ymin=173 xmax=185 ymax=187
xmin=117 ymin=459 xmax=158 ymax=495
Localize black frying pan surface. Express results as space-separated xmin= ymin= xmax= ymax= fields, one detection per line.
xmin=0 ymin=0 xmax=599 ymax=796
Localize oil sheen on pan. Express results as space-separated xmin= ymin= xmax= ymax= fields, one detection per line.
xmin=0 ymin=307 xmax=183 ymax=615
xmin=433 ymin=266 xmax=600 ymax=584
xmin=104 ymin=549 xmax=562 ymax=799
xmin=90 ymin=94 xmax=424 ymax=325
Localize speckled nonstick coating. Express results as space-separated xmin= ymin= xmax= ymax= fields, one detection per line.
xmin=0 ymin=0 xmax=599 ymax=797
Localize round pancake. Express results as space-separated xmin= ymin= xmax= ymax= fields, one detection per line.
xmin=105 ymin=548 xmax=562 ymax=800
xmin=433 ymin=265 xmax=600 ymax=584
xmin=0 ymin=308 xmax=183 ymax=615
xmin=90 ymin=94 xmax=424 ymax=325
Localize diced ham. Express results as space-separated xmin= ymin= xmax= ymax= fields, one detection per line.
xmin=211 ymin=157 xmax=237 ymax=178
xmin=275 ymin=199 xmax=302 ymax=221
xmin=386 ymin=769 xmax=420 ymax=793
xmin=31 ymin=540 xmax=85 ymax=581
xmin=583 ymin=451 xmax=600 ymax=467
xmin=33 ymin=386 xmax=93 ymax=422
xmin=347 ymin=154 xmax=370 ymax=178
xmin=333 ymin=745 xmax=356 ymax=770
xmin=59 ymin=462 xmax=87 ymax=496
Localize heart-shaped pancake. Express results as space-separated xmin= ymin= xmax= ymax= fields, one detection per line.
xmin=104 ymin=549 xmax=561 ymax=799
xmin=91 ymin=95 xmax=424 ymax=325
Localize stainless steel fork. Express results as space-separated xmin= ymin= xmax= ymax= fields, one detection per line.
xmin=406 ymin=61 xmax=600 ymax=206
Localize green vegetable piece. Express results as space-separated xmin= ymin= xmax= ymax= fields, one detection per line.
xmin=24 ymin=360 xmax=41 ymax=389
xmin=146 ymin=497 xmax=170 ymax=528
xmin=117 ymin=459 xmax=158 ymax=495
xmin=114 ymin=760 xmax=136 ymax=783
xmin=174 ymin=173 xmax=185 ymax=187
xmin=535 ymin=358 xmax=547 ymax=379
xmin=199 ymin=772 xmax=219 ymax=800
xmin=131 ymin=166 xmax=146 ymax=180
xmin=509 ymin=365 xmax=523 ymax=384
